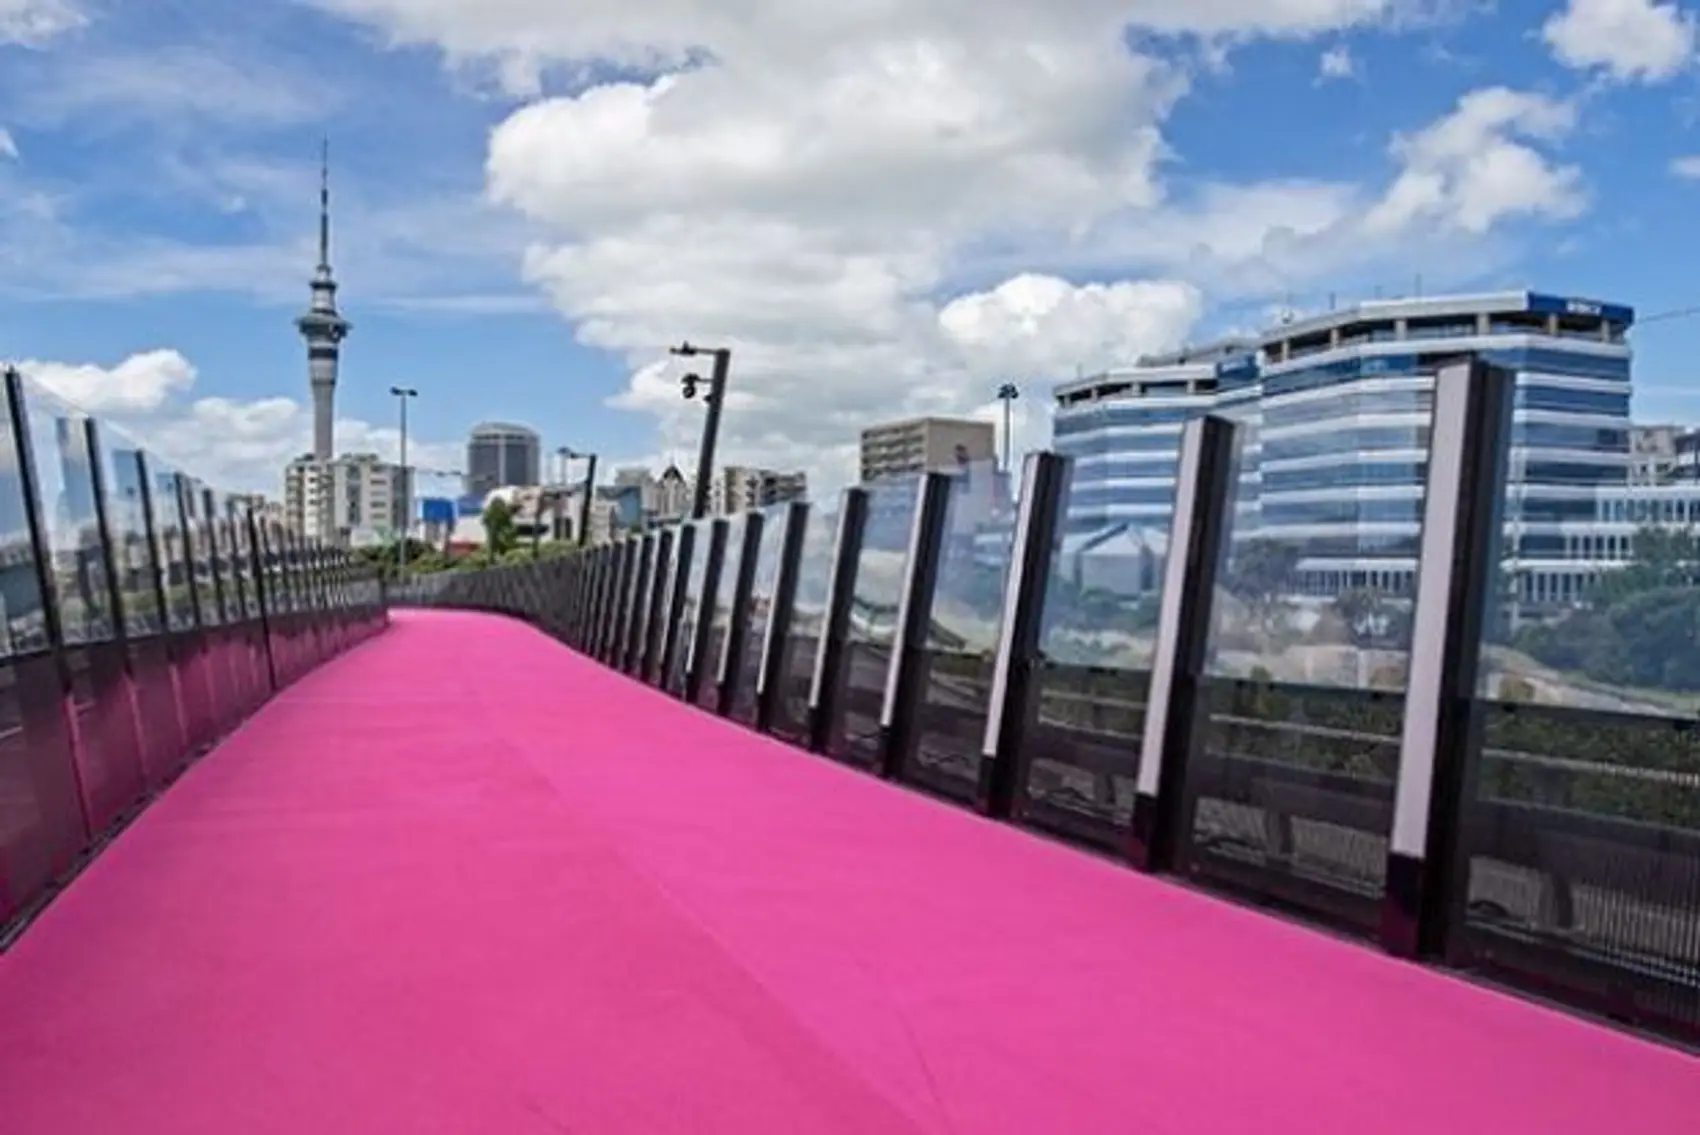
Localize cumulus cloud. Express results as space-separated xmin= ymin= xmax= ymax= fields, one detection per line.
xmin=12 ymin=349 xmax=458 ymax=493
xmin=1543 ymin=0 xmax=1696 ymax=83
xmin=0 ymin=0 xmax=84 ymax=46
xmin=1365 ymin=87 xmax=1584 ymax=235
xmin=305 ymin=0 xmax=1583 ymax=488
xmin=16 ymin=349 xmax=197 ymax=416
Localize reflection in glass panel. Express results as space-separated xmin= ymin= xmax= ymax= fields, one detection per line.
xmin=731 ymin=504 xmax=789 ymax=723
xmin=100 ymin=437 xmax=164 ymax=638
xmin=149 ymin=458 xmax=198 ymax=631
xmin=669 ymin=523 xmax=709 ymax=694
xmin=1461 ymin=510 xmax=1700 ymax=1039
xmin=834 ymin=479 xmax=918 ymax=766
xmin=226 ymin=499 xmax=260 ymax=619
xmin=181 ymin=479 xmax=222 ymax=626
xmin=698 ymin=516 xmax=745 ymax=708
xmin=908 ymin=460 xmax=1015 ymax=801
xmin=22 ymin=386 xmax=114 ymax=646
xmin=0 ymin=380 xmax=49 ymax=655
xmin=1178 ymin=397 xmax=1430 ymax=938
xmin=1022 ymin=454 xmax=1171 ymax=848
xmin=770 ymin=503 xmax=839 ymax=744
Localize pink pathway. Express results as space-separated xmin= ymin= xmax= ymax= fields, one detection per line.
xmin=0 ymin=611 xmax=1693 ymax=1134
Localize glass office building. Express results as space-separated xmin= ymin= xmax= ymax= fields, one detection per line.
xmin=1052 ymin=291 xmax=1635 ymax=601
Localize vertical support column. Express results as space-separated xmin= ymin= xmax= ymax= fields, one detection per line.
xmin=597 ymin=538 xmax=631 ymax=664
xmin=623 ymin=533 xmax=657 ymax=675
xmin=714 ymin=512 xmax=766 ymax=717
xmin=245 ymin=508 xmax=279 ymax=691
xmin=878 ymin=473 xmax=953 ymax=781
xmin=808 ymin=487 xmax=869 ymax=754
xmin=580 ymin=544 xmax=608 ymax=650
xmin=1129 ymin=414 xmax=1238 ymax=873
xmin=977 ymin=452 xmax=1070 ymax=819
xmin=683 ymin=520 xmax=729 ymax=705
xmin=657 ymin=523 xmax=697 ymax=688
xmin=1383 ymin=358 xmax=1514 ymax=960
xmin=591 ymin=542 xmax=619 ymax=658
xmin=640 ymin=528 xmax=676 ymax=684
xmin=755 ymin=501 xmax=810 ymax=734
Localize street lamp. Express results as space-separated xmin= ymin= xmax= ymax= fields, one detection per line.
xmin=670 ymin=342 xmax=731 ymax=520
xmin=560 ymin=446 xmax=599 ymax=547
xmin=996 ymin=382 xmax=1020 ymax=475
xmin=389 ymin=386 xmax=418 ymax=577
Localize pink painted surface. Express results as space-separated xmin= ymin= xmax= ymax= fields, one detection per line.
xmin=0 ymin=610 xmax=1693 ymax=1134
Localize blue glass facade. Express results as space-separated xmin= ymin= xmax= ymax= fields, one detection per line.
xmin=1051 ymin=292 xmax=1635 ymax=596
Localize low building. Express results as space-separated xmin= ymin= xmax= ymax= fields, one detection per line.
xmin=860 ymin=416 xmax=996 ymax=483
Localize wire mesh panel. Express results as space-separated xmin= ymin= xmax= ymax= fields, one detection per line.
xmin=904 ymin=460 xmax=1013 ymax=803
xmin=1456 ymin=525 xmax=1700 ymax=1043
xmin=827 ymin=480 xmax=918 ymax=768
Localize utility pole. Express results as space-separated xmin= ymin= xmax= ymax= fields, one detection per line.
xmin=671 ymin=343 xmax=731 ymax=520
xmin=389 ymin=386 xmax=418 ymax=578
xmin=561 ymin=448 xmax=598 ymax=547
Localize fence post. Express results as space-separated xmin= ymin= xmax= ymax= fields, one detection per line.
xmin=808 ymin=488 xmax=869 ymax=753
xmin=755 ymin=501 xmax=810 ymax=734
xmin=657 ymin=523 xmax=696 ymax=688
xmin=1128 ymin=414 xmax=1238 ymax=873
xmin=714 ymin=512 xmax=766 ymax=717
xmin=640 ymin=528 xmax=675 ymax=683
xmin=878 ymin=473 xmax=953 ymax=781
xmin=1382 ymin=357 xmax=1514 ymax=959
xmin=622 ymin=533 xmax=656 ymax=675
xmin=978 ymin=452 xmax=1070 ymax=819
xmin=684 ymin=519 xmax=729 ymax=705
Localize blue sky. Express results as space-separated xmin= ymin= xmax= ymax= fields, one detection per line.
xmin=4 ymin=0 xmax=1700 ymax=496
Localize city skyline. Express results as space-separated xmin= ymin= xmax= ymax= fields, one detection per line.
xmin=8 ymin=2 xmax=1700 ymax=499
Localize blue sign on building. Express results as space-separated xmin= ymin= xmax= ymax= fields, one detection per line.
xmin=420 ymin=497 xmax=456 ymax=526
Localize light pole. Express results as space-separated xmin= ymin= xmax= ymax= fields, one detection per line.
xmin=996 ymin=382 xmax=1020 ymax=475
xmin=670 ymin=342 xmax=731 ymax=520
xmin=389 ymin=386 xmax=418 ymax=577
xmin=561 ymin=447 xmax=599 ymax=547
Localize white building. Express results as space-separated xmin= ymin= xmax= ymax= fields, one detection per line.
xmin=613 ymin=464 xmax=692 ymax=525
xmin=711 ymin=465 xmax=808 ymax=516
xmin=283 ymin=452 xmax=411 ymax=545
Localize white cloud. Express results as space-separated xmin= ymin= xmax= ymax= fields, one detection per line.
xmin=0 ymin=0 xmax=84 ymax=46
xmin=1672 ymin=154 xmax=1700 ymax=178
xmin=0 ymin=128 xmax=15 ymax=160
xmin=17 ymin=349 xmax=197 ymax=415
xmin=1365 ymin=87 xmax=1584 ymax=235
xmin=1317 ymin=44 xmax=1357 ymax=80
xmin=300 ymin=1 xmax=1574 ymax=488
xmin=1543 ymin=0 xmax=1696 ymax=83
xmin=12 ymin=349 xmax=459 ymax=493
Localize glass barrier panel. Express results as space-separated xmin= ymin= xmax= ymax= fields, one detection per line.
xmin=833 ymin=479 xmax=918 ymax=767
xmin=148 ymin=458 xmax=197 ymax=632
xmin=1021 ymin=451 xmax=1171 ymax=849
xmin=698 ymin=516 xmax=745 ymax=710
xmin=908 ymin=460 xmax=1014 ymax=802
xmin=22 ymin=393 xmax=115 ymax=648
xmin=670 ymin=522 xmax=710 ymax=695
xmin=1177 ymin=392 xmax=1424 ymax=939
xmin=182 ymin=480 xmax=223 ymax=626
xmin=769 ymin=503 xmax=838 ymax=744
xmin=730 ymin=504 xmax=789 ymax=724
xmin=1459 ymin=499 xmax=1700 ymax=1041
xmin=100 ymin=438 xmax=164 ymax=639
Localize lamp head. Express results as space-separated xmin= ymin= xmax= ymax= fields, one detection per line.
xmin=680 ymin=372 xmax=703 ymax=400
xmin=670 ymin=342 xmax=700 ymax=359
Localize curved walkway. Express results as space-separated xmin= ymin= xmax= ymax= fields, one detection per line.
xmin=0 ymin=610 xmax=1693 ymax=1134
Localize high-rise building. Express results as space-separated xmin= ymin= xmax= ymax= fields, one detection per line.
xmin=1053 ymin=291 xmax=1635 ymax=602
xmin=283 ymin=452 xmax=409 ymax=545
xmin=465 ymin=422 xmax=541 ymax=498
xmin=295 ymin=142 xmax=350 ymax=465
xmin=859 ymin=416 xmax=996 ymax=483
xmin=711 ymin=465 xmax=808 ymax=515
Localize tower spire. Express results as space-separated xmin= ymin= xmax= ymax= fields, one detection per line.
xmin=317 ymin=137 xmax=332 ymax=277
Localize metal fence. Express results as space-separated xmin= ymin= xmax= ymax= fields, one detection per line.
xmin=0 ymin=366 xmax=389 ymax=947
xmin=401 ymin=360 xmax=1700 ymax=1050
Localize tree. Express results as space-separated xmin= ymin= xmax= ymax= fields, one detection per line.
xmin=1227 ymin=539 xmax=1300 ymax=606
xmin=482 ymin=498 xmax=519 ymax=559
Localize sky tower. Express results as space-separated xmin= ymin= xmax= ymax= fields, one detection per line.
xmin=296 ymin=140 xmax=349 ymax=462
